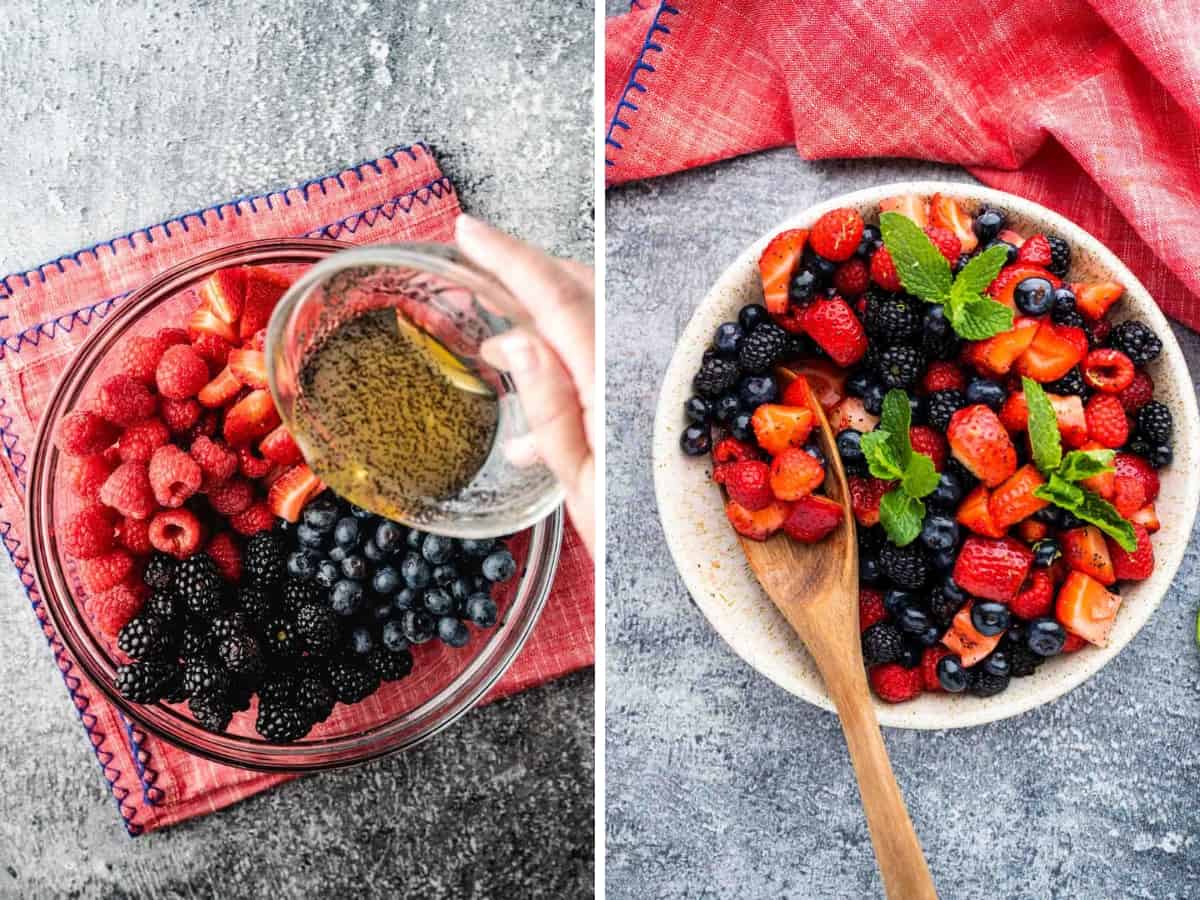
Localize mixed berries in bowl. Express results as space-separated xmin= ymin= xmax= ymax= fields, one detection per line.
xmin=655 ymin=183 xmax=1198 ymax=728
xmin=28 ymin=239 xmax=563 ymax=768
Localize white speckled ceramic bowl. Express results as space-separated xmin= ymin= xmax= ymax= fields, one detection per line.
xmin=653 ymin=182 xmax=1200 ymax=729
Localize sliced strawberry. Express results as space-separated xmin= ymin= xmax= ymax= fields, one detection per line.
xmin=197 ymin=366 xmax=243 ymax=408
xmin=266 ymin=462 xmax=324 ymax=522
xmin=258 ymin=424 xmax=304 ymax=466
xmin=1015 ymin=234 xmax=1052 ymax=267
xmin=1057 ymin=570 xmax=1122 ymax=647
xmin=848 ymin=476 xmax=889 ymax=527
xmin=810 ymin=208 xmax=864 ymax=262
xmin=1077 ymin=440 xmax=1115 ymax=499
xmin=187 ymin=304 xmax=238 ymax=345
xmin=987 ymin=265 xmax=1061 ymax=311
xmin=801 ymin=297 xmax=868 ymax=366
xmin=828 ymin=396 xmax=880 ymax=434
xmin=1130 ymin=504 xmax=1160 ymax=533
xmin=879 ymin=194 xmax=929 ymax=229
xmin=1015 ymin=321 xmax=1086 ymax=382
xmin=223 ymin=389 xmax=281 ymax=447
xmin=778 ymin=360 xmax=845 ymax=412
xmin=769 ymin=447 xmax=825 ymax=500
xmin=1050 ymin=394 xmax=1088 ymax=448
xmin=782 ymin=495 xmax=842 ymax=543
xmin=988 ymin=464 xmax=1048 ymax=531
xmin=1070 ymin=281 xmax=1123 ymax=320
xmin=750 ymin=404 xmax=814 ymax=456
xmin=953 ymin=536 xmax=1033 ymax=603
xmin=929 ymin=194 xmax=978 ymax=254
xmin=997 ymin=229 xmax=1026 ymax=248
xmin=947 ymin=404 xmax=1017 ymax=487
xmin=968 ymin=317 xmax=1040 ymax=376
xmin=1010 ymin=570 xmax=1055 ymax=620
xmin=758 ymin=229 xmax=808 ymax=315
xmin=941 ymin=602 xmax=1003 ymax=667
xmin=1016 ymin=519 xmax=1049 ymax=544
xmin=240 ymin=268 xmax=293 ymax=341
xmin=1061 ymin=525 xmax=1116 ymax=586
xmin=1107 ymin=524 xmax=1153 ymax=581
xmin=1114 ymin=452 xmax=1159 ymax=507
xmin=725 ymin=498 xmax=790 ymax=541
xmin=957 ymin=484 xmax=1006 ymax=538
xmin=198 ymin=268 xmax=247 ymax=325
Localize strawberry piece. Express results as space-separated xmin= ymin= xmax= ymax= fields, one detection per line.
xmin=1057 ymin=570 xmax=1122 ymax=647
xmin=1117 ymin=370 xmax=1154 ymax=413
xmin=1017 ymin=519 xmax=1049 ymax=543
xmin=191 ymin=332 xmax=233 ymax=370
xmin=80 ymin=549 xmax=135 ymax=594
xmin=957 ymin=484 xmax=1006 ymax=537
xmin=999 ymin=392 xmax=1029 ymax=433
xmin=769 ymin=447 xmax=825 ymax=500
xmin=1130 ymin=504 xmax=1160 ymax=533
xmin=1061 ymin=632 xmax=1088 ymax=653
xmin=99 ymin=462 xmax=157 ymax=521
xmin=1082 ymin=349 xmax=1135 ymax=393
xmin=228 ymin=348 xmax=269 ymax=389
xmin=924 ymin=225 xmax=961 ymax=262
xmin=782 ymin=494 xmax=842 ymax=543
xmin=198 ymin=366 xmax=243 ymax=408
xmin=60 ymin=506 xmax=118 ymax=559
xmin=810 ymin=208 xmax=864 ymax=262
xmin=859 ymin=588 xmax=887 ymax=632
xmin=198 ymin=268 xmax=247 ymax=325
xmin=238 ymin=445 xmax=273 ymax=479
xmin=247 ymin=329 xmax=268 ymax=351
xmin=921 ymin=360 xmax=965 ymax=394
xmin=148 ymin=444 xmax=202 ymax=508
xmin=828 ymin=396 xmax=879 ymax=434
xmin=160 ymin=397 xmax=201 ymax=434
xmin=96 ymin=374 xmax=157 ymax=426
xmin=779 ymin=361 xmax=847 ymax=412
xmin=90 ymin=581 xmax=146 ymax=637
xmin=1056 ymin=325 xmax=1089 ymax=360
xmin=953 ymin=536 xmax=1033 ymax=602
xmin=969 ymin=317 xmax=1040 ymax=376
xmin=988 ymin=464 xmax=1048 ymax=531
xmin=223 ymin=389 xmax=281 ymax=447
xmin=879 ymin=194 xmax=929 ymax=229
xmin=66 ymin=454 xmax=115 ymax=503
xmin=723 ymin=460 xmax=773 ymax=511
xmin=1010 ymin=570 xmax=1054 ymax=620
xmin=929 ymin=194 xmax=978 ymax=254
xmin=239 ymin=268 xmax=293 ymax=341
xmin=947 ymin=405 xmax=1017 ymax=487
xmin=116 ymin=516 xmax=153 ymax=556
xmin=909 ymin=426 xmax=947 ymax=471
xmin=148 ymin=508 xmax=204 ymax=560
xmin=190 ymin=435 xmax=239 ymax=487
xmin=712 ymin=437 xmax=761 ymax=464
xmin=116 ymin=335 xmax=169 ymax=385
xmin=1069 ymin=281 xmax=1123 ymax=319
xmin=987 ymin=265 xmax=1061 ymax=311
xmin=832 ymin=258 xmax=869 ymax=297
xmin=155 ymin=344 xmax=209 ymax=400
xmin=1015 ymin=322 xmax=1086 ymax=382
xmin=206 ymin=532 xmax=243 ymax=582
xmin=750 ymin=404 xmax=813 ymax=456
xmin=997 ymin=229 xmax=1026 ymax=247
xmin=258 ymin=424 xmax=304 ymax=466
xmin=267 ymin=463 xmax=324 ymax=522
xmin=117 ymin=418 xmax=170 ymax=464
xmin=1051 ymin=394 xmax=1088 ymax=448
xmin=941 ymin=602 xmax=1004 ymax=667
xmin=1085 ymin=394 xmax=1130 ymax=448
xmin=920 ymin=646 xmax=952 ymax=693
xmin=56 ymin=410 xmax=121 ymax=456
xmin=758 ymin=229 xmax=808 ymax=315
xmin=1114 ymin=452 xmax=1160 ymax=508
xmin=1076 ymin=439 xmax=1115 ymax=499
xmin=724 ymin=498 xmax=790 ymax=541
xmin=1061 ymin=526 xmax=1116 ymax=585
xmin=801 ymin=297 xmax=868 ymax=366
xmin=869 ymin=247 xmax=902 ymax=291
xmin=187 ymin=304 xmax=238 ymax=344
xmin=1016 ymin=234 xmax=1052 ymax=267
xmin=849 ymin=476 xmax=889 ymax=527
xmin=1107 ymin=523 xmax=1153 ymax=581
xmin=208 ymin=477 xmax=255 ymax=516
xmin=869 ymin=663 xmax=923 ymax=703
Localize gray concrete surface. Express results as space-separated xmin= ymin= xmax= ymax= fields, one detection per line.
xmin=0 ymin=2 xmax=593 ymax=898
xmin=606 ymin=150 xmax=1200 ymax=899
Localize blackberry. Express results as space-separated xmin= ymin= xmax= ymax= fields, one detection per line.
xmin=1135 ymin=401 xmax=1173 ymax=446
xmin=183 ymin=658 xmax=231 ymax=699
xmin=143 ymin=554 xmax=176 ymax=591
xmin=876 ymin=345 xmax=924 ymax=390
xmin=217 ymin=634 xmax=264 ymax=679
xmin=172 ymin=554 xmax=223 ymax=619
xmin=295 ymin=603 xmax=339 ymax=656
xmin=189 ymin=692 xmax=233 ymax=733
xmin=327 ymin=659 xmax=380 ymax=704
xmin=295 ymin=676 xmax=336 ymax=724
xmin=144 ymin=591 xmax=183 ymax=627
xmin=739 ymin=303 xmax=770 ymax=333
xmin=237 ymin=584 xmax=275 ymax=625
xmin=117 ymin=615 xmax=174 ymax=661
xmin=180 ymin=627 xmax=214 ymax=662
xmin=968 ymin=668 xmax=1010 ymax=697
xmin=262 ymin=618 xmax=302 ymax=658
xmin=737 ymin=322 xmax=788 ymax=373
xmin=861 ymin=623 xmax=903 ymax=666
xmin=281 ymin=579 xmax=321 ymax=615
xmin=161 ymin=669 xmax=190 ymax=703
xmin=1109 ymin=320 xmax=1162 ymax=366
xmin=114 ymin=661 xmax=178 ymax=703
xmin=879 ymin=542 xmax=929 ymax=589
xmin=209 ymin=612 xmax=250 ymax=643
xmin=1046 ymin=235 xmax=1071 ymax=278
xmin=1149 ymin=444 xmax=1173 ymax=469
xmin=1045 ymin=366 xmax=1086 ymax=398
xmin=367 ymin=647 xmax=414 ymax=682
xmin=1007 ymin=643 xmax=1041 ymax=678
xmin=256 ymin=702 xmax=312 ymax=743
xmin=1051 ymin=308 xmax=1085 ymax=330
xmin=864 ymin=291 xmax=920 ymax=345
xmin=928 ymin=585 xmax=964 ymax=626
xmin=258 ymin=673 xmax=298 ymax=707
xmin=692 ymin=357 xmax=739 ymax=398
xmin=926 ymin=389 xmax=966 ymax=431
xmin=243 ymin=531 xmax=286 ymax=585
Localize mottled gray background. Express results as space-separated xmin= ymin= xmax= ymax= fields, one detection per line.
xmin=605 ymin=149 xmax=1200 ymax=898
xmin=0 ymin=2 xmax=593 ymax=898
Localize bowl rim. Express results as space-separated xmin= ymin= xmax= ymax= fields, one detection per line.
xmin=27 ymin=237 xmax=564 ymax=770
xmin=652 ymin=180 xmax=1200 ymax=729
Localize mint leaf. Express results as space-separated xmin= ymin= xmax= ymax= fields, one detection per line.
xmin=1034 ymin=472 xmax=1085 ymax=506
xmin=1034 ymin=473 xmax=1136 ymax=552
xmin=860 ymin=430 xmax=904 ymax=481
xmin=879 ymin=488 xmax=925 ymax=547
xmin=951 ymin=243 xmax=1010 ymax=299
xmin=1023 ymin=377 xmax=1062 ymax=475
xmin=901 ymin=454 xmax=940 ymax=498
xmin=951 ymin=297 xmax=1014 ymax=341
xmin=879 ymin=390 xmax=913 ymax=466
xmin=1057 ymin=449 xmax=1115 ymax=482
xmin=879 ymin=212 xmax=953 ymax=304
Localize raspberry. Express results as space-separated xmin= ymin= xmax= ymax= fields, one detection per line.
xmin=869 ymin=663 xmax=923 ymax=703
xmin=99 ymin=462 xmax=157 ymax=520
xmin=148 ymin=508 xmax=204 ymax=559
xmin=80 ymin=549 xmax=135 ymax=594
xmin=229 ymin=501 xmax=275 ymax=536
xmin=116 ymin=335 xmax=168 ymax=385
xmin=156 ymin=344 xmax=210 ymax=400
xmin=1117 ymin=370 xmax=1154 ymax=413
xmin=90 ymin=580 xmax=147 ymax=637
xmin=56 ymin=411 xmax=120 ymax=456
xmin=183 ymin=410 xmax=220 ymax=445
xmin=1016 ymin=234 xmax=1052 ymax=268
xmin=96 ymin=374 xmax=157 ymax=426
xmin=810 ymin=208 xmax=864 ymax=262
xmin=1081 ymin=349 xmax=1135 ymax=394
xmin=921 ymin=361 xmax=965 ymax=394
xmin=858 ymin=588 xmax=886 ymax=632
xmin=909 ymin=425 xmax=947 ymax=470
xmin=190 ymin=435 xmax=239 ymax=488
xmin=712 ymin=437 xmax=761 ymax=464
xmin=117 ymin=418 xmax=170 ymax=464
xmin=160 ymin=397 xmax=201 ymax=434
xmin=832 ymin=258 xmax=869 ymax=297
xmin=65 ymin=454 xmax=114 ymax=503
xmin=191 ymin=332 xmax=231 ymax=369
xmin=924 ymin=225 xmax=961 ymax=262
xmin=920 ymin=647 xmax=952 ymax=693
xmin=208 ymin=477 xmax=255 ymax=515
xmin=61 ymin=506 xmax=118 ymax=559
xmin=148 ymin=444 xmax=202 ymax=508
xmin=723 ymin=460 xmax=772 ymax=511
xmin=870 ymin=247 xmax=902 ymax=291
xmin=1009 ymin=570 xmax=1054 ymax=620
xmin=849 ymin=475 xmax=889 ymax=527
xmin=206 ymin=532 xmax=243 ymax=581
xmin=116 ymin=515 xmax=153 ymax=555
xmin=238 ymin=446 xmax=273 ymax=479
xmin=1085 ymin=393 xmax=1130 ymax=448
xmin=156 ymin=327 xmax=189 ymax=347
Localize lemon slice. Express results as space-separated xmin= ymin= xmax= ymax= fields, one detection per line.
xmin=395 ymin=313 xmax=493 ymax=398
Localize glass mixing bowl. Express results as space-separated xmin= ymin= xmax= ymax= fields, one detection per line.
xmin=26 ymin=238 xmax=563 ymax=771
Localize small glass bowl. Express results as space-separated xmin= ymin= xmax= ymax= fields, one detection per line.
xmin=27 ymin=238 xmax=563 ymax=771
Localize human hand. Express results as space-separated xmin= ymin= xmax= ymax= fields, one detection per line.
xmin=455 ymin=215 xmax=596 ymax=558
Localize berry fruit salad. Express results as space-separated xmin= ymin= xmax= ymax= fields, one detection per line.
xmin=55 ymin=265 xmax=514 ymax=742
xmin=680 ymin=194 xmax=1172 ymax=703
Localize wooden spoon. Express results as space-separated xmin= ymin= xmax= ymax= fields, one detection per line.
xmin=739 ymin=390 xmax=938 ymax=900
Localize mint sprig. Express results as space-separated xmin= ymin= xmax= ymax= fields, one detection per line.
xmin=859 ymin=390 xmax=939 ymax=546
xmin=1022 ymin=377 xmax=1137 ymax=551
xmin=879 ymin=212 xmax=1014 ymax=341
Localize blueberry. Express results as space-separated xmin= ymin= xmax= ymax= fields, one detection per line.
xmin=835 ymin=429 xmax=865 ymax=467
xmin=472 ymin=573 xmax=490 ymax=593
xmin=964 ymin=378 xmax=1005 ymax=411
xmin=382 ymin=620 xmax=409 ymax=653
xmin=845 ymin=370 xmax=876 ymax=399
xmin=936 ymin=654 xmax=968 ymax=692
xmin=1033 ymin=506 xmax=1061 ymax=526
xmin=788 ymin=269 xmax=818 ymax=304
xmin=331 ymin=580 xmax=364 ymax=616
xmin=1058 ymin=509 xmax=1083 ymax=530
xmin=433 ymin=564 xmax=457 ymax=587
xmin=482 ymin=549 xmax=517 ymax=583
xmin=1150 ymin=444 xmax=1173 ymax=468
xmin=941 ymin=575 xmax=967 ymax=606
xmin=1033 ymin=539 xmax=1060 ymax=567
xmin=373 ymin=565 xmax=402 ymax=595
xmin=341 ymin=554 xmax=367 ymax=581
xmin=730 ymin=412 xmax=754 ymax=443
xmin=861 ymin=383 xmax=885 ymax=416
xmin=1052 ymin=287 xmax=1076 ymax=314
xmin=402 ymin=609 xmax=436 ymax=644
xmin=421 ymin=534 xmax=454 ymax=565
xmin=401 ymin=554 xmax=433 ymax=590
xmin=713 ymin=322 xmax=744 ymax=357
xmin=349 ymin=626 xmax=374 ymax=656
xmin=883 ymin=589 xmax=917 ymax=614
xmin=350 ymin=504 xmax=373 ymax=519
xmin=738 ymin=304 xmax=769 ymax=333
xmin=953 ymin=253 xmax=971 ymax=275
xmin=680 ymin=424 xmax=712 ymax=456
xmin=985 ymin=239 xmax=1018 ymax=265
xmin=392 ymin=588 xmax=417 ymax=612
xmin=407 ymin=529 xmax=424 ymax=550
xmin=927 ymin=472 xmax=963 ymax=510
xmin=373 ymin=521 xmax=403 ymax=554
xmin=982 ymin=650 xmax=1010 ymax=677
xmin=437 ymin=616 xmax=470 ymax=648
xmin=363 ymin=540 xmax=387 ymax=562
xmin=738 ymin=375 xmax=778 ymax=408
xmin=451 ymin=577 xmax=473 ymax=603
xmin=713 ymin=394 xmax=742 ymax=423
xmin=917 ymin=624 xmax=943 ymax=647
xmin=930 ymin=548 xmax=957 ymax=571
xmin=974 ymin=207 xmax=1006 ymax=244
xmin=1014 ymin=277 xmax=1055 ymax=316
xmin=328 ymin=545 xmax=349 ymax=564
xmin=315 ymin=559 xmax=340 ymax=589
xmin=286 ymin=550 xmax=318 ymax=580
xmin=896 ymin=604 xmax=931 ymax=635
xmin=466 ymin=593 xmax=499 ymax=628
xmin=334 ymin=517 xmax=360 ymax=548
xmin=802 ymin=441 xmax=826 ymax=466
xmin=302 ymin=495 xmax=338 ymax=529
xmin=296 ymin=523 xmax=325 ymax=548
xmin=803 ymin=248 xmax=836 ymax=284
xmin=859 ymin=556 xmax=883 ymax=586
xmin=971 ymin=601 xmax=1011 ymax=636
xmin=460 ymin=538 xmax=495 ymax=558
xmin=896 ymin=641 xmax=922 ymax=669
xmin=423 ymin=588 xmax=455 ymax=616
xmin=684 ymin=396 xmax=712 ymax=425
xmin=371 ymin=601 xmax=393 ymax=623
xmin=1027 ymin=618 xmax=1067 ymax=656
xmin=856 ymin=223 xmax=882 ymax=258
xmin=920 ymin=514 xmax=959 ymax=552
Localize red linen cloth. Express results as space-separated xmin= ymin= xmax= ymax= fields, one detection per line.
xmin=0 ymin=144 xmax=594 ymax=834
xmin=605 ymin=1 xmax=1200 ymax=327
